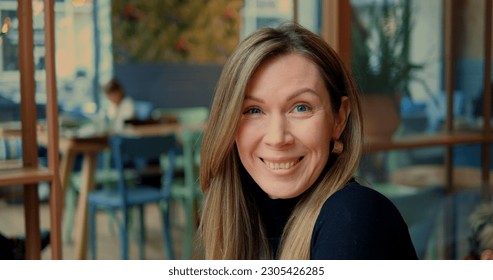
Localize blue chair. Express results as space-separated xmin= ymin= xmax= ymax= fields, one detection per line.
xmin=151 ymin=107 xmax=208 ymax=259
xmin=168 ymin=129 xmax=203 ymax=259
xmin=87 ymin=134 xmax=177 ymax=259
xmin=64 ymin=149 xmax=138 ymax=243
xmin=151 ymin=106 xmax=209 ymax=125
xmin=134 ymin=100 xmax=154 ymax=120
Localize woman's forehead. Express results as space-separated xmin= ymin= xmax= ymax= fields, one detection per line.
xmin=244 ymin=54 xmax=328 ymax=99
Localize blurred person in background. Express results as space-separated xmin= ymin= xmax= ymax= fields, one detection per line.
xmin=101 ymin=78 xmax=136 ymax=131
xmin=466 ymin=203 xmax=493 ymax=260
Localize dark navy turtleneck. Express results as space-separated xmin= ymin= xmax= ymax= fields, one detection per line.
xmin=252 ymin=181 xmax=418 ymax=260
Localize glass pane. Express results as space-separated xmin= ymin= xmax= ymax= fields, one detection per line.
xmin=241 ymin=0 xmax=293 ymax=39
xmin=0 ymin=0 xmax=105 ymax=119
xmin=352 ymin=0 xmax=445 ymax=180
xmin=57 ymin=0 xmax=111 ymax=117
xmin=353 ymin=0 xmax=489 ymax=260
xmin=1 ymin=9 xmax=18 ymax=72
xmin=1 ymin=0 xmax=22 ymax=170
xmin=241 ymin=0 xmax=321 ymax=39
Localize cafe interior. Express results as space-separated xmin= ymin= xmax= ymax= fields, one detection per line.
xmin=0 ymin=0 xmax=492 ymax=260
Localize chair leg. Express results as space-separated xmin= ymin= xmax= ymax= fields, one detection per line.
xmin=120 ymin=208 xmax=130 ymax=260
xmin=88 ymin=204 xmax=97 ymax=260
xmin=138 ymin=205 xmax=145 ymax=260
xmin=182 ymin=198 xmax=194 ymax=260
xmin=160 ymin=201 xmax=174 ymax=260
xmin=130 ymin=208 xmax=138 ymax=243
xmin=63 ymin=181 xmax=77 ymax=243
xmin=107 ymin=210 xmax=120 ymax=238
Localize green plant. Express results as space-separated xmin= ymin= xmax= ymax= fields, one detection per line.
xmin=351 ymin=0 xmax=424 ymax=97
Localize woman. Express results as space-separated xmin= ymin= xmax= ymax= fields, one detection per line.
xmin=199 ymin=23 xmax=417 ymax=260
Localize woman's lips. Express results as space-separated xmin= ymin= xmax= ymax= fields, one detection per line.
xmin=260 ymin=157 xmax=303 ymax=170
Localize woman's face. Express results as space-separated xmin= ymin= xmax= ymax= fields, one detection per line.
xmin=235 ymin=53 xmax=349 ymax=199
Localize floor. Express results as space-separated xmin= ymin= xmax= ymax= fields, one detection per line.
xmin=0 ymin=194 xmax=202 ymax=260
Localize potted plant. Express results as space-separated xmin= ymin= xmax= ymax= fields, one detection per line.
xmin=352 ymin=0 xmax=423 ymax=141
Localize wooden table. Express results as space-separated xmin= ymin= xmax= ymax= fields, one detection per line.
xmin=0 ymin=122 xmax=23 ymax=138
xmin=36 ymin=122 xmax=203 ymax=259
xmin=390 ymin=165 xmax=493 ymax=191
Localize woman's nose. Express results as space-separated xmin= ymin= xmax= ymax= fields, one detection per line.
xmin=263 ymin=115 xmax=294 ymax=147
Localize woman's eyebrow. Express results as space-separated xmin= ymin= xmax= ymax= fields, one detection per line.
xmin=286 ymin=88 xmax=321 ymax=101
xmin=245 ymin=88 xmax=321 ymax=103
xmin=244 ymin=95 xmax=265 ymax=103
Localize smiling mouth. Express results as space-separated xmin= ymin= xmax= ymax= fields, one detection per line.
xmin=261 ymin=157 xmax=303 ymax=170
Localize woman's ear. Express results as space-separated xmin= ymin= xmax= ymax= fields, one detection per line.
xmin=332 ymin=96 xmax=351 ymax=139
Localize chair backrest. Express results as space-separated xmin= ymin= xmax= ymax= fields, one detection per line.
xmin=133 ymin=100 xmax=154 ymax=120
xmin=181 ymin=129 xmax=203 ymax=188
xmin=152 ymin=107 xmax=209 ymax=125
xmin=110 ymin=134 xmax=177 ymax=200
xmin=0 ymin=137 xmax=22 ymax=160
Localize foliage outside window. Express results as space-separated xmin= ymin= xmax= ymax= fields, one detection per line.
xmin=112 ymin=0 xmax=242 ymax=64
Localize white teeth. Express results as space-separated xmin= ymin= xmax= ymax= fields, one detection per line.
xmin=264 ymin=160 xmax=299 ymax=170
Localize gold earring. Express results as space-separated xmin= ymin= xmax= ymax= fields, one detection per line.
xmin=332 ymin=139 xmax=343 ymax=155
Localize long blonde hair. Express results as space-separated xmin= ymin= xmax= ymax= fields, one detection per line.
xmin=200 ymin=23 xmax=363 ymax=259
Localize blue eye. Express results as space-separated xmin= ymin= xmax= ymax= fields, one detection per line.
xmin=294 ymin=104 xmax=310 ymax=113
xmin=244 ymin=107 xmax=262 ymax=115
